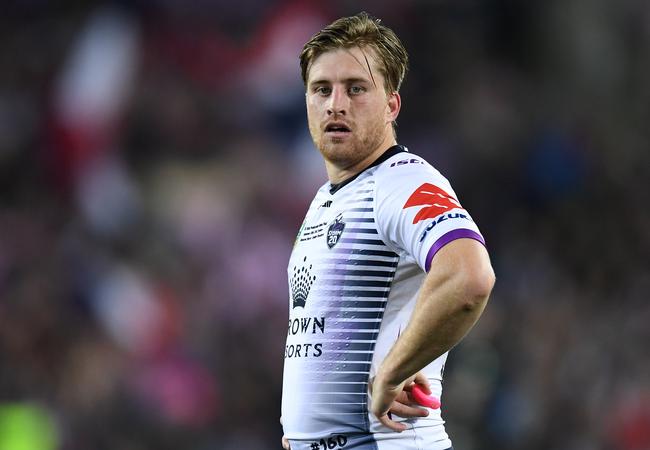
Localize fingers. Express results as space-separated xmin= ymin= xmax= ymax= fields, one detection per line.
xmin=412 ymin=371 xmax=432 ymax=394
xmin=394 ymin=391 xmax=410 ymax=404
xmin=389 ymin=391 xmax=429 ymax=418
xmin=281 ymin=435 xmax=291 ymax=450
xmin=388 ymin=401 xmax=430 ymax=418
xmin=369 ymin=377 xmax=403 ymax=425
xmin=402 ymin=372 xmax=431 ymax=395
xmin=370 ymin=371 xmax=433 ymax=432
xmin=377 ymin=413 xmax=408 ymax=432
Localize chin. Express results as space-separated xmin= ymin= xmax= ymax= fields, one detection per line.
xmin=319 ymin=140 xmax=356 ymax=162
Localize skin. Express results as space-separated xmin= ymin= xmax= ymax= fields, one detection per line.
xmin=305 ymin=46 xmax=400 ymax=184
xmin=283 ymin=45 xmax=495 ymax=446
xmin=370 ymin=238 xmax=494 ymax=431
xmin=282 ymin=46 xmax=427 ymax=450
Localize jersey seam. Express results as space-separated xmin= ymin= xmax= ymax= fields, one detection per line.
xmin=372 ymin=162 xmax=402 ymax=256
xmin=410 ymin=422 xmax=424 ymax=450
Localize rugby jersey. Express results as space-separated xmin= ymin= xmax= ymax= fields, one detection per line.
xmin=282 ymin=145 xmax=484 ymax=449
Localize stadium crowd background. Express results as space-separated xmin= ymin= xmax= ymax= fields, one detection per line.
xmin=0 ymin=1 xmax=648 ymax=449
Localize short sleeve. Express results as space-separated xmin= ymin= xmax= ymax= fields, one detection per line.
xmin=374 ymin=157 xmax=485 ymax=272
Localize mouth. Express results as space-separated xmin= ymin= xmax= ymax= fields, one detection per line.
xmin=324 ymin=122 xmax=352 ymax=136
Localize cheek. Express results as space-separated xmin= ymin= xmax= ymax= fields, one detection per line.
xmin=362 ymin=101 xmax=388 ymax=127
xmin=306 ymin=100 xmax=321 ymax=121
xmin=306 ymin=104 xmax=321 ymax=136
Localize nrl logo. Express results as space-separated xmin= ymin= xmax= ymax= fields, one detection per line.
xmin=326 ymin=213 xmax=345 ymax=249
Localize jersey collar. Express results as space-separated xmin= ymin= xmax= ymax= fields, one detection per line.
xmin=328 ymin=144 xmax=408 ymax=195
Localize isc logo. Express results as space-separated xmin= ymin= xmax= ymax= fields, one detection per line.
xmin=390 ymin=158 xmax=424 ymax=167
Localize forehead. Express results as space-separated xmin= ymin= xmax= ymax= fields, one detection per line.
xmin=307 ymin=46 xmax=384 ymax=86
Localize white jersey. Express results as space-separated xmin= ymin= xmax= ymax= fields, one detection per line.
xmin=282 ymin=146 xmax=484 ymax=450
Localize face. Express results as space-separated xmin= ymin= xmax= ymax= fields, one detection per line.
xmin=305 ymin=46 xmax=400 ymax=174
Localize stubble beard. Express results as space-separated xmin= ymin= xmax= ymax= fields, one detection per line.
xmin=312 ymin=120 xmax=387 ymax=171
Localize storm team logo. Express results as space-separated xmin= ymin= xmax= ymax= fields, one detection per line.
xmin=326 ymin=214 xmax=345 ymax=249
xmin=403 ymin=183 xmax=462 ymax=223
xmin=290 ymin=256 xmax=316 ymax=309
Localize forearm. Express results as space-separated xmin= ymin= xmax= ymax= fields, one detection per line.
xmin=377 ymin=239 xmax=494 ymax=386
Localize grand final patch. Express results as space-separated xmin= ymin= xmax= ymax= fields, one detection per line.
xmin=326 ymin=213 xmax=345 ymax=249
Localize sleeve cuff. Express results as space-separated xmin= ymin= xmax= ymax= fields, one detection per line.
xmin=425 ymin=229 xmax=486 ymax=272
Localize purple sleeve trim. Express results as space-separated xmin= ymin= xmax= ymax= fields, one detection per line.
xmin=425 ymin=229 xmax=486 ymax=272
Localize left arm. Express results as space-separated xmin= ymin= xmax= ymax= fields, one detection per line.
xmin=370 ymin=238 xmax=495 ymax=431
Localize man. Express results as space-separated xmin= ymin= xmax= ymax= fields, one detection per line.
xmin=281 ymin=12 xmax=495 ymax=450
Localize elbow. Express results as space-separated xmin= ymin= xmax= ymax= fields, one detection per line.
xmin=459 ymin=265 xmax=495 ymax=312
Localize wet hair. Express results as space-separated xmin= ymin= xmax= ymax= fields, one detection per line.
xmin=299 ymin=12 xmax=409 ymax=94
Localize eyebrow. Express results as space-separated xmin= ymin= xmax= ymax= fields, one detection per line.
xmin=308 ymin=77 xmax=372 ymax=87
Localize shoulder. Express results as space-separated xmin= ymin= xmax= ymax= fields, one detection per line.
xmin=373 ymin=150 xmax=455 ymax=199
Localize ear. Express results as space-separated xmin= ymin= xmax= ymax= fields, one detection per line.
xmin=386 ymin=91 xmax=401 ymax=123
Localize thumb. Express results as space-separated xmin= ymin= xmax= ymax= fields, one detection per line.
xmin=412 ymin=371 xmax=431 ymax=395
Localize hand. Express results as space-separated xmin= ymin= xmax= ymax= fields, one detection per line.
xmin=280 ymin=416 xmax=290 ymax=449
xmin=370 ymin=372 xmax=432 ymax=432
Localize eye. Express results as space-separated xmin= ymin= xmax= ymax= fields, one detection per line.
xmin=349 ymin=85 xmax=366 ymax=95
xmin=314 ymin=86 xmax=331 ymax=96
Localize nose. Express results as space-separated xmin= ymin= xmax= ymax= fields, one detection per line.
xmin=327 ymin=86 xmax=348 ymax=116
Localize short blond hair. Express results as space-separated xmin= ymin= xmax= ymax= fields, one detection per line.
xmin=299 ymin=12 xmax=409 ymax=94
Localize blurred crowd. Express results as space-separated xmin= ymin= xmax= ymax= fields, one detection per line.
xmin=0 ymin=1 xmax=648 ymax=449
